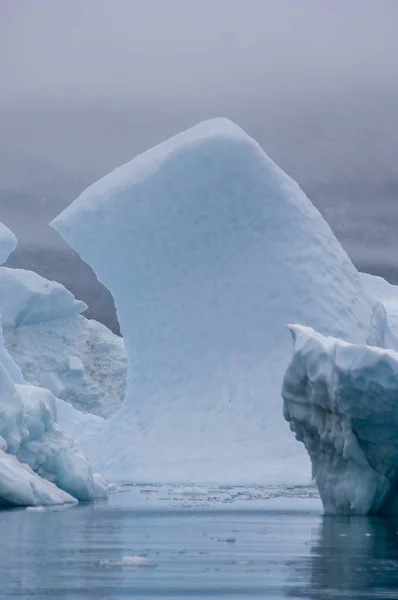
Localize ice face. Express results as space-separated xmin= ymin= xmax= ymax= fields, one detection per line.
xmin=0 ymin=267 xmax=87 ymax=328
xmin=282 ymin=325 xmax=398 ymax=515
xmin=0 ymin=222 xmax=108 ymax=506
xmin=0 ymin=355 xmax=107 ymax=506
xmin=4 ymin=314 xmax=126 ymax=418
xmin=52 ymin=118 xmax=383 ymax=484
xmin=0 ymin=450 xmax=77 ymax=508
xmin=0 ymin=266 xmax=126 ymax=418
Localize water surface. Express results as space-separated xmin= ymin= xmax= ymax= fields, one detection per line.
xmin=1 ymin=485 xmax=398 ymax=599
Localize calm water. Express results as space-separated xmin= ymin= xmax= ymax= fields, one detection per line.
xmin=2 ymin=485 xmax=398 ymax=599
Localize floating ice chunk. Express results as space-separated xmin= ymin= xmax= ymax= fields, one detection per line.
xmin=121 ymin=555 xmax=156 ymax=567
xmin=282 ymin=324 xmax=398 ymax=515
xmin=174 ymin=487 xmax=209 ymax=496
xmin=100 ymin=556 xmax=156 ymax=568
xmin=0 ymin=222 xmax=109 ymax=506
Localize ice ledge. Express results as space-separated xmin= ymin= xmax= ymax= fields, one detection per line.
xmin=282 ymin=325 xmax=398 ymax=515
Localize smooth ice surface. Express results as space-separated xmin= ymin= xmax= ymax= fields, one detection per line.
xmin=282 ymin=324 xmax=398 ymax=515
xmin=0 ymin=267 xmax=126 ymax=417
xmin=0 ymin=223 xmax=107 ymax=506
xmin=52 ymin=118 xmax=383 ymax=484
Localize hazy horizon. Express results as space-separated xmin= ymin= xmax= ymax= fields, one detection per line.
xmin=1 ymin=0 xmax=398 ymax=329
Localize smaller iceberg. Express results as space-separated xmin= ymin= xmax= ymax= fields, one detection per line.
xmin=0 ymin=266 xmax=126 ymax=418
xmin=282 ymin=324 xmax=398 ymax=515
xmin=0 ymin=222 xmax=107 ymax=507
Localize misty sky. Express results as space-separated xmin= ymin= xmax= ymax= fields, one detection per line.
xmin=2 ymin=0 xmax=398 ymax=102
xmin=1 ymin=0 xmax=398 ymax=277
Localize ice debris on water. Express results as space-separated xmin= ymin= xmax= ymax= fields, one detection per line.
xmin=99 ymin=556 xmax=156 ymax=568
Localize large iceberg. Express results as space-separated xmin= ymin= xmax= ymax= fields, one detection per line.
xmin=0 ymin=223 xmax=107 ymax=506
xmin=282 ymin=325 xmax=398 ymax=515
xmin=52 ymin=118 xmax=384 ymax=484
xmin=0 ymin=267 xmax=126 ymax=418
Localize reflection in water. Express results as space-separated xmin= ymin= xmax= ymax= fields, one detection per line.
xmin=5 ymin=486 xmax=398 ymax=599
xmin=1 ymin=503 xmax=120 ymax=597
xmin=0 ymin=487 xmax=321 ymax=600
xmin=288 ymin=515 xmax=398 ymax=599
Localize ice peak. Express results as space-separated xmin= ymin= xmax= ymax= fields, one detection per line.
xmin=52 ymin=120 xmax=381 ymax=484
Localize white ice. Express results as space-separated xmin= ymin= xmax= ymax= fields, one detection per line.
xmin=0 ymin=266 xmax=126 ymax=418
xmin=282 ymin=324 xmax=398 ymax=515
xmin=52 ymin=118 xmax=385 ymax=485
xmin=0 ymin=222 xmax=107 ymax=506
xmin=0 ymin=266 xmax=86 ymax=327
xmin=361 ymin=272 xmax=398 ymax=347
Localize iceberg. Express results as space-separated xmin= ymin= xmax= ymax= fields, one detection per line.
xmin=0 ymin=267 xmax=126 ymax=418
xmin=52 ymin=118 xmax=384 ymax=484
xmin=0 ymin=222 xmax=107 ymax=506
xmin=282 ymin=324 xmax=398 ymax=515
